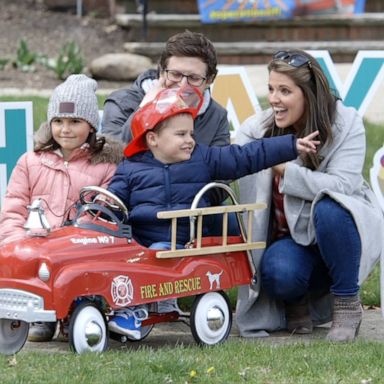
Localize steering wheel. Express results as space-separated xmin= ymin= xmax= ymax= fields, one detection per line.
xmin=79 ymin=186 xmax=129 ymax=222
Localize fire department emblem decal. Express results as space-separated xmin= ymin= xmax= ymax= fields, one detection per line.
xmin=111 ymin=275 xmax=134 ymax=306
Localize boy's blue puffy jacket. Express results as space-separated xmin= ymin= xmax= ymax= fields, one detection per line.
xmin=108 ymin=135 xmax=297 ymax=247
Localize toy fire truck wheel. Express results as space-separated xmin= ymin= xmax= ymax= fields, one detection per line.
xmin=69 ymin=303 xmax=108 ymax=354
xmin=190 ymin=291 xmax=232 ymax=346
xmin=0 ymin=319 xmax=29 ymax=355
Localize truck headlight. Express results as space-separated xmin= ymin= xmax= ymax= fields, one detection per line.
xmin=38 ymin=262 xmax=50 ymax=281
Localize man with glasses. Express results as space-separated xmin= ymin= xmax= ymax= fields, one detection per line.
xmin=101 ymin=30 xmax=230 ymax=146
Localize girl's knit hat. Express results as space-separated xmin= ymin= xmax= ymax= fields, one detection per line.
xmin=47 ymin=74 xmax=99 ymax=131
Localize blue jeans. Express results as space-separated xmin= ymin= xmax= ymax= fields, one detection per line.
xmin=149 ymin=242 xmax=184 ymax=250
xmin=260 ymin=197 xmax=361 ymax=302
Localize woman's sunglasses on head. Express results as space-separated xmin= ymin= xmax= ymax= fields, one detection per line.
xmin=273 ymin=51 xmax=312 ymax=69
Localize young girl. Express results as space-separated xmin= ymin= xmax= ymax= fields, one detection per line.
xmin=0 ymin=74 xmax=124 ymax=341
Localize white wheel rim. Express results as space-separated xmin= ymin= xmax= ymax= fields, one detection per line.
xmin=193 ymin=292 xmax=230 ymax=345
xmin=71 ymin=306 xmax=107 ymax=353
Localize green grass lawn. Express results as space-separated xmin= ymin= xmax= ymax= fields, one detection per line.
xmin=0 ymin=339 xmax=383 ymax=383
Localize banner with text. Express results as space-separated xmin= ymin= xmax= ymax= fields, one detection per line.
xmin=197 ymin=0 xmax=366 ymax=23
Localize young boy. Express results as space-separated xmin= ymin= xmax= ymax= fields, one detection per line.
xmin=107 ymin=84 xmax=319 ymax=338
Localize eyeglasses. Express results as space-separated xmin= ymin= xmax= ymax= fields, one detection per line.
xmin=273 ymin=51 xmax=312 ymax=69
xmin=164 ymin=69 xmax=207 ymax=87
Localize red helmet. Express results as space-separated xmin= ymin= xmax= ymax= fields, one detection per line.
xmin=124 ymin=84 xmax=203 ymax=157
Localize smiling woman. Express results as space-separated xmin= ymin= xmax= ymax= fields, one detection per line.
xmin=236 ymin=49 xmax=384 ymax=343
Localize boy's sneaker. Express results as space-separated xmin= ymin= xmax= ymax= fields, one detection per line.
xmin=108 ymin=306 xmax=148 ymax=340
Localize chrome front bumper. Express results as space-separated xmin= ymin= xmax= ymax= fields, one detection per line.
xmin=0 ymin=288 xmax=56 ymax=322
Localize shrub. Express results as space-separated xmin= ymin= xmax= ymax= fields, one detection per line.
xmin=0 ymin=39 xmax=84 ymax=79
xmin=47 ymin=41 xmax=84 ymax=80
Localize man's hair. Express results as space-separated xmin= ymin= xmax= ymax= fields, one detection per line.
xmin=158 ymin=30 xmax=218 ymax=82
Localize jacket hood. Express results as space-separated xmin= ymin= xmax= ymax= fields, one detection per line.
xmin=34 ymin=122 xmax=124 ymax=165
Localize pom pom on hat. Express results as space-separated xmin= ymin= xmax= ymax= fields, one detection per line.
xmin=47 ymin=74 xmax=99 ymax=131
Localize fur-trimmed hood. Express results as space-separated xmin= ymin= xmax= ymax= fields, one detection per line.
xmin=34 ymin=122 xmax=124 ymax=165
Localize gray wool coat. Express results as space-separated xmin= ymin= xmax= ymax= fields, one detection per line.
xmin=235 ymin=101 xmax=384 ymax=337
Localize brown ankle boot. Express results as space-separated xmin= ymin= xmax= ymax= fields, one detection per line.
xmin=285 ymin=296 xmax=313 ymax=334
xmin=326 ymin=295 xmax=363 ymax=342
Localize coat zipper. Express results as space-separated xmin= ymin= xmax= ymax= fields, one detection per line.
xmin=164 ymin=165 xmax=171 ymax=208
xmin=163 ymin=165 xmax=174 ymax=241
